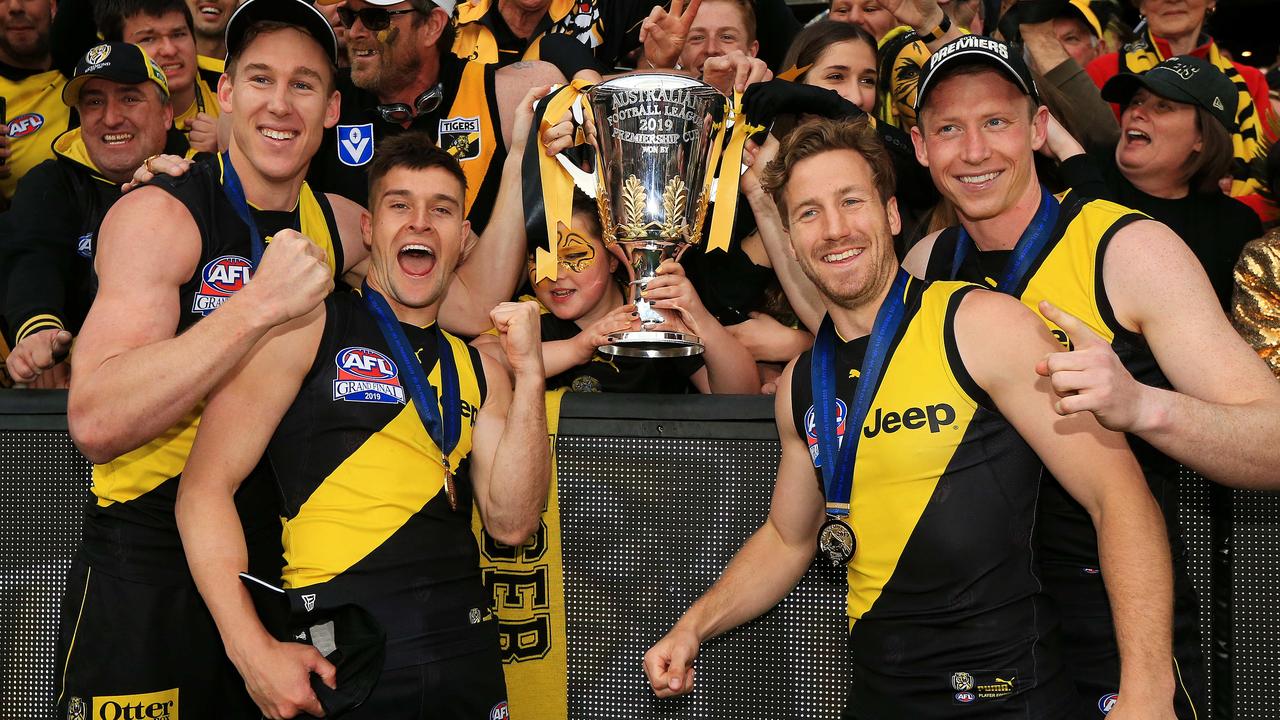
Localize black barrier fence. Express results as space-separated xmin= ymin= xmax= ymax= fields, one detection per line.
xmin=0 ymin=391 xmax=1274 ymax=718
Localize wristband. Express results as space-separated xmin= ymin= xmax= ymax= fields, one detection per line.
xmin=917 ymin=12 xmax=952 ymax=43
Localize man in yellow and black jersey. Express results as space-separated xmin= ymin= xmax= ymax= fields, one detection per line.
xmin=53 ymin=0 xmax=226 ymax=152
xmin=645 ymin=117 xmax=1178 ymax=718
xmin=57 ymin=5 xmax=368 ymax=719
xmin=0 ymin=42 xmax=189 ymax=389
xmin=0 ymin=0 xmax=72 ymax=205
xmin=903 ymin=35 xmax=1280 ymax=718
xmin=177 ymin=133 xmax=549 ymax=719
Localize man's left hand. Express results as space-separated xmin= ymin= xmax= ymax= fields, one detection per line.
xmin=186 ymin=112 xmax=220 ymax=153
xmin=1037 ymin=301 xmax=1156 ymax=433
xmin=491 ymin=301 xmax=545 ymax=380
xmin=121 ymin=154 xmax=192 ymax=193
xmin=702 ymin=50 xmax=772 ymax=95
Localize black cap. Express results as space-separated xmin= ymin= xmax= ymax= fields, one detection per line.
xmin=225 ymin=0 xmax=339 ymax=67
xmin=1101 ymin=55 xmax=1239 ymax=133
xmin=240 ymin=573 xmax=385 ymax=715
xmin=62 ymin=42 xmax=170 ymax=106
xmin=915 ymin=35 xmax=1039 ymax=114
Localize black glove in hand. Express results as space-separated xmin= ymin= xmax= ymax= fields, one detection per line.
xmin=741 ymin=79 xmax=864 ymax=128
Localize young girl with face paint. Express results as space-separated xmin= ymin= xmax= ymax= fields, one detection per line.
xmin=520 ymin=198 xmax=760 ymax=394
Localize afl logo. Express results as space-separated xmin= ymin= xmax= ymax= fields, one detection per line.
xmin=489 ymin=701 xmax=509 ymax=720
xmin=333 ymin=347 xmax=406 ymax=404
xmin=8 ymin=112 xmax=44 ymax=138
xmin=803 ymin=399 xmax=848 ymax=467
xmin=954 ymin=692 xmax=976 ymax=704
xmin=192 ymin=255 xmax=253 ymax=315
xmin=1098 ymin=693 xmax=1118 ymax=714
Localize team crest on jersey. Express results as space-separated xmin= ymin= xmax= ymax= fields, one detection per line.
xmin=439 ymin=117 xmax=481 ymax=161
xmin=192 ymin=255 xmax=253 ymax=315
xmin=8 ymin=112 xmax=44 ymax=139
xmin=550 ymin=0 xmax=603 ymax=48
xmin=337 ymin=123 xmax=374 ymax=166
xmin=66 ymin=696 xmax=85 ymax=720
xmin=1098 ymin=693 xmax=1118 ymax=714
xmin=489 ymin=701 xmax=509 ymax=720
xmin=803 ymin=399 xmax=848 ymax=466
xmin=333 ymin=346 xmax=406 ymax=404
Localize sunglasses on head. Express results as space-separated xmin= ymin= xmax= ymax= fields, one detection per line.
xmin=336 ymin=6 xmax=419 ymax=31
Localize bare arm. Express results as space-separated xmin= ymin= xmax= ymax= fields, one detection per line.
xmin=67 ymin=188 xmax=333 ymax=463
xmin=176 ymin=308 xmax=333 ymax=719
xmin=644 ymin=360 xmax=825 ymax=696
xmin=900 ymin=229 xmax=941 ymax=279
xmin=958 ymin=290 xmax=1175 ymax=713
xmin=1078 ymin=220 xmax=1280 ymax=489
xmin=469 ymin=302 xmax=550 ymax=545
xmin=441 ymin=81 xmax=560 ymax=336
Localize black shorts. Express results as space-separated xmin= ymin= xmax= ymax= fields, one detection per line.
xmin=343 ymin=644 xmax=508 ymax=719
xmin=1042 ymin=564 xmax=1205 ymax=719
xmin=54 ymin=554 xmax=258 ymax=720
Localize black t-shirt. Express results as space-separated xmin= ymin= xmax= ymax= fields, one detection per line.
xmin=540 ymin=311 xmax=703 ymax=393
xmin=1060 ymin=153 xmax=1262 ymax=309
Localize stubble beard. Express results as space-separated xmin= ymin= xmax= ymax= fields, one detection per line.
xmin=0 ymin=28 xmax=49 ymax=66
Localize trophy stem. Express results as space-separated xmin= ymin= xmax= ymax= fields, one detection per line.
xmin=600 ymin=237 xmax=704 ymax=358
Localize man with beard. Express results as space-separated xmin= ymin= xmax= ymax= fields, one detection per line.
xmin=644 ymin=116 xmax=1177 ymax=717
xmin=0 ymin=0 xmax=71 ymax=204
xmin=185 ymin=0 xmax=237 ymax=59
xmin=1 ymin=42 xmax=187 ymax=389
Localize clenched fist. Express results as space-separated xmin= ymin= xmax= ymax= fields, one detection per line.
xmin=490 ymin=301 xmax=546 ymax=380
xmin=240 ymin=230 xmax=333 ymax=327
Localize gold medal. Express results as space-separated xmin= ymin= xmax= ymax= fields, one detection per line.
xmin=444 ymin=461 xmax=458 ymax=512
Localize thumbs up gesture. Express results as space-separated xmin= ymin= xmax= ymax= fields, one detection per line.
xmin=1035 ymin=301 xmax=1155 ymax=433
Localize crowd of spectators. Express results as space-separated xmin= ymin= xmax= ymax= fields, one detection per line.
xmin=1 ymin=0 xmax=1279 ymax=393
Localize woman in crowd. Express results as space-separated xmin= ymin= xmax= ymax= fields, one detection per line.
xmin=1045 ymin=55 xmax=1261 ymax=308
xmin=483 ymin=195 xmax=759 ymax=394
xmin=1085 ymin=0 xmax=1277 ymax=205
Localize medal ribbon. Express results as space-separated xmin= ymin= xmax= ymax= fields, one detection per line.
xmin=950 ymin=184 xmax=1059 ymax=291
xmin=362 ymin=281 xmax=462 ymax=473
xmin=219 ymin=152 xmax=266 ymax=267
xmin=810 ymin=269 xmax=911 ymax=516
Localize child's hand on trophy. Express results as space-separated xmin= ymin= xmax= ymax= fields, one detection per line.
xmin=643 ymin=260 xmax=713 ymax=337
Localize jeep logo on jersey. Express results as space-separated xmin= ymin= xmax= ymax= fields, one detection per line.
xmin=862 ymin=403 xmax=957 ymax=439
xmin=191 ymin=255 xmax=253 ymax=316
xmin=439 ymin=117 xmax=481 ymax=161
xmin=333 ymin=346 xmax=406 ymax=404
xmin=8 ymin=113 xmax=44 ymax=139
xmin=803 ymin=399 xmax=848 ymax=467
xmin=337 ymin=123 xmax=373 ymax=166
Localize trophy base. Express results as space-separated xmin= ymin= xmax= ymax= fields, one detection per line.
xmin=599 ymin=330 xmax=704 ymax=358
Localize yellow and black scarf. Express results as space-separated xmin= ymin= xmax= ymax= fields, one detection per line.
xmin=1121 ymin=27 xmax=1266 ymax=197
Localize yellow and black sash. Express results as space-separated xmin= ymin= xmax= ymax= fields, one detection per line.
xmin=439 ymin=61 xmax=500 ymax=217
xmin=1121 ymin=28 xmax=1265 ymax=197
xmin=452 ymin=0 xmax=596 ymax=64
xmin=92 ymin=166 xmax=338 ymax=512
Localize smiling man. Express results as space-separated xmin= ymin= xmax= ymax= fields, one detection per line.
xmin=0 ymin=0 xmax=72 ymax=204
xmin=644 ymin=116 xmax=1178 ymax=717
xmin=905 ymin=35 xmax=1280 ymax=718
xmin=0 ymin=41 xmax=189 ymax=388
xmin=177 ymin=132 xmax=549 ymax=719
xmin=185 ymin=0 xmax=236 ymax=58
xmin=57 ymin=3 xmax=370 ymax=718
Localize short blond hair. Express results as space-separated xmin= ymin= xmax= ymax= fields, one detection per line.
xmin=760 ymin=117 xmax=896 ymax=222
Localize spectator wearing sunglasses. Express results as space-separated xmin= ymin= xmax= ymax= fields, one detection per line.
xmin=308 ymin=0 xmax=563 ymax=234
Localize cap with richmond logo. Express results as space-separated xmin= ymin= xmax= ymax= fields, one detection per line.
xmin=62 ymin=42 xmax=170 ymax=106
xmin=915 ymin=35 xmax=1040 ymax=114
xmin=1101 ymin=55 xmax=1239 ymax=133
